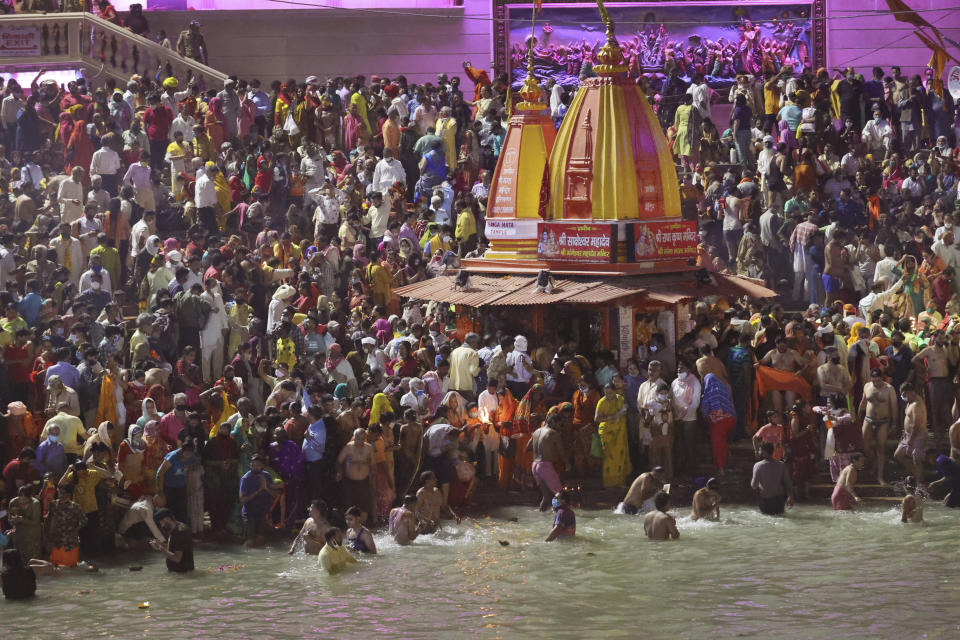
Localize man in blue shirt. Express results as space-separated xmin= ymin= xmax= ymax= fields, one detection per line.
xmin=239 ymin=454 xmax=278 ymax=548
xmin=44 ymin=347 xmax=80 ymax=391
xmin=302 ymin=406 xmax=326 ymax=503
xmin=34 ymin=424 xmax=67 ymax=478
xmin=17 ymin=279 xmax=42 ymax=327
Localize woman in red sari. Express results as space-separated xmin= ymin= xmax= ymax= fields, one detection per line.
xmin=786 ymin=403 xmax=818 ymax=499
xmin=29 ymin=339 xmax=57 ymax=413
xmin=513 ymin=384 xmax=547 ymax=490
xmin=65 ymin=119 xmax=94 ymax=187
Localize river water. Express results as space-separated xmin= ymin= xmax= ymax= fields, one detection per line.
xmin=3 ymin=503 xmax=958 ymax=639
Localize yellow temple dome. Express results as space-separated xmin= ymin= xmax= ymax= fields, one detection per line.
xmin=545 ymin=3 xmax=680 ymax=222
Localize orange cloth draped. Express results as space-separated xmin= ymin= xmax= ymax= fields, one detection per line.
xmin=750 ymin=365 xmax=812 ymax=429
xmin=95 ymin=371 xmax=119 ymax=427
xmin=867 ymin=195 xmax=881 ymax=230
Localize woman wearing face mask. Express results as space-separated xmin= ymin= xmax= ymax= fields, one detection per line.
xmin=118 ymin=425 xmax=148 ymax=499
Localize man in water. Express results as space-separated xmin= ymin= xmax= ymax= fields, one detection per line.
xmin=239 ymin=454 xmax=278 ymax=548
xmin=894 ymin=382 xmax=927 ymax=480
xmin=930 ymin=454 xmax=960 ymax=507
xmin=345 ymin=506 xmax=377 ymax=554
xmin=620 ymin=466 xmax=665 ymax=514
xmin=545 ymin=490 xmax=576 ymax=542
xmin=150 ymin=508 xmax=193 ymax=573
xmin=416 ymin=470 xmax=459 ymax=533
xmin=389 ymin=494 xmax=420 ymax=545
xmin=949 ymin=418 xmax=960 ymax=462
xmin=643 ymin=491 xmax=679 ymax=540
xmin=751 ymin=442 xmax=793 ymax=515
xmin=288 ymin=499 xmax=330 ymax=555
xmin=901 ymin=476 xmax=923 ymax=522
xmin=832 ymin=453 xmax=865 ymax=510
xmin=317 ymin=527 xmax=357 ymax=575
xmin=528 ymin=413 xmax=565 ymax=511
xmin=690 ymin=478 xmax=721 ymax=521
xmin=857 ymin=368 xmax=898 ymax=485
xmin=336 ymin=428 xmax=375 ymax=525
xmin=913 ymin=330 xmax=958 ymax=444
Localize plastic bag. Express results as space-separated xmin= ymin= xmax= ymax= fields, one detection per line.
xmin=283 ymin=112 xmax=300 ymax=136
xmin=590 ymin=432 xmax=604 ymax=458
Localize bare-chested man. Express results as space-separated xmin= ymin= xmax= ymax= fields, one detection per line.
xmin=288 ymin=499 xmax=330 ymax=555
xmin=388 ymin=494 xmax=420 ymax=545
xmin=643 ymin=491 xmax=679 ymax=540
xmin=758 ymin=336 xmax=805 ymax=415
xmin=696 ymin=345 xmax=729 ymax=386
xmin=913 ymin=330 xmax=959 ymax=443
xmin=336 ymin=428 xmax=375 ymax=524
xmin=858 ymin=368 xmax=898 ymax=485
xmin=895 ymin=382 xmax=927 ymax=479
xmin=690 ymin=477 xmax=721 ymax=521
xmin=831 ymin=453 xmax=864 ymax=510
xmin=528 ymin=413 xmax=565 ymax=511
xmin=620 ymin=466 xmax=665 ymax=514
xmin=415 ymin=470 xmax=458 ymax=534
xmin=396 ymin=408 xmax=424 ymax=495
xmin=900 ymin=475 xmax=924 ymax=523
xmin=950 ymin=419 xmax=960 ymax=462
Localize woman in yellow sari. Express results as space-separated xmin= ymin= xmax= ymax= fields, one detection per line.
xmin=595 ymin=383 xmax=629 ymax=488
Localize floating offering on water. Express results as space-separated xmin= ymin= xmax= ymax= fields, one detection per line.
xmin=498 ymin=540 xmax=510 ymax=546
xmin=208 ymin=564 xmax=246 ymax=573
xmin=129 ymin=566 xmax=143 ymax=572
xmin=138 ymin=602 xmax=151 ymax=609
xmin=76 ymin=589 xmax=92 ymax=595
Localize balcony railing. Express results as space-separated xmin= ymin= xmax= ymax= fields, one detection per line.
xmin=0 ymin=12 xmax=227 ymax=88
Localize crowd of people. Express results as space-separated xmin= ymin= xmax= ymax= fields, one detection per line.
xmin=0 ymin=2 xmax=960 ymax=595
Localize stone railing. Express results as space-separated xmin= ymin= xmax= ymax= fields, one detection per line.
xmin=0 ymin=12 xmax=227 ymax=89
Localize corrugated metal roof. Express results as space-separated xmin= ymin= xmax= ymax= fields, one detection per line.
xmin=715 ymin=273 xmax=777 ymax=298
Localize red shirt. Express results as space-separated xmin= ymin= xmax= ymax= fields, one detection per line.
xmin=143 ymin=106 xmax=174 ymax=142
xmin=5 ymin=344 xmax=31 ymax=383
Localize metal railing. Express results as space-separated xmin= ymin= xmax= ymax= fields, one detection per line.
xmin=0 ymin=12 xmax=227 ymax=88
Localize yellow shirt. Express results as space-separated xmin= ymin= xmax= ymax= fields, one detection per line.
xmin=318 ymin=544 xmax=357 ymax=574
xmin=455 ymin=210 xmax=477 ymax=242
xmin=763 ymin=81 xmax=781 ymax=115
xmin=62 ymin=469 xmax=101 ymax=514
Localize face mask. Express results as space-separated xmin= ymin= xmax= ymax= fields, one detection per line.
xmin=845 ymin=122 xmax=853 ymax=127
xmin=48 ymin=434 xmax=59 ymax=443
xmin=649 ymin=345 xmax=658 ymax=352
xmin=415 ymin=390 xmax=424 ymax=397
xmin=831 ymin=356 xmax=841 ymax=364
xmin=91 ymin=282 xmax=102 ymax=290
xmin=901 ymin=393 xmax=909 ymax=402
xmin=551 ymin=498 xmax=560 ymax=510
xmin=176 ymin=404 xmax=187 ymax=412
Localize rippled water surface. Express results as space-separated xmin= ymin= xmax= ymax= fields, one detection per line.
xmin=4 ymin=504 xmax=959 ymax=639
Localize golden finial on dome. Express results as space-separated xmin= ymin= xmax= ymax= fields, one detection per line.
xmin=517 ymin=25 xmax=546 ymax=111
xmin=593 ymin=0 xmax=627 ymax=74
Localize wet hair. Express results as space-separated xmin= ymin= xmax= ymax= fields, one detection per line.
xmin=311 ymin=500 xmax=329 ymax=518
xmin=344 ymin=505 xmax=361 ymax=518
xmin=654 ymin=490 xmax=670 ymax=511
xmin=323 ymin=527 xmax=341 ymax=542
xmin=760 ymin=441 xmax=775 ymax=456
xmin=420 ymin=470 xmax=437 ymax=485
xmin=403 ymin=494 xmax=418 ymax=505
xmin=556 ymin=489 xmax=571 ymax=504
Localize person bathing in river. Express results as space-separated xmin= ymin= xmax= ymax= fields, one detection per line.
xmin=336 ymin=428 xmax=375 ymax=526
xmin=900 ymin=476 xmax=923 ymax=522
xmin=345 ymin=505 xmax=377 ymax=554
xmin=620 ymin=466 xmax=665 ymax=514
xmin=416 ymin=470 xmax=459 ymax=533
xmin=318 ymin=527 xmax=357 ymax=575
xmin=528 ymin=413 xmax=566 ymax=511
xmin=545 ymin=490 xmax=576 ymax=542
xmin=643 ymin=491 xmax=679 ymax=540
xmin=288 ymin=499 xmax=331 ymax=555
xmin=690 ymin=477 xmax=721 ymax=521
xmin=832 ymin=453 xmax=865 ymax=510
xmin=389 ymin=494 xmax=420 ymax=545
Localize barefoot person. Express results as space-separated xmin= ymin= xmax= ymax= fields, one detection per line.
xmin=857 ymin=368 xmax=897 ymax=485
xmin=317 ymin=527 xmax=357 ymax=575
xmin=416 ymin=470 xmax=459 ymax=533
xmin=901 ymin=475 xmax=923 ymax=523
xmin=620 ymin=466 xmax=665 ymax=514
xmin=690 ymin=477 xmax=721 ymax=521
xmin=150 ymin=508 xmax=194 ymax=573
xmin=239 ymin=454 xmax=278 ymax=548
xmin=336 ymin=428 xmax=375 ymax=525
xmin=751 ymin=442 xmax=794 ymax=515
xmin=345 ymin=505 xmax=377 ymax=554
xmin=545 ymin=490 xmax=576 ymax=542
xmin=388 ymin=494 xmax=420 ymax=545
xmin=832 ymin=453 xmax=865 ymax=510
xmin=643 ymin=491 xmax=679 ymax=540
xmin=894 ymin=383 xmax=927 ymax=479
xmin=528 ymin=413 xmax=565 ymax=511
xmin=288 ymin=499 xmax=330 ymax=555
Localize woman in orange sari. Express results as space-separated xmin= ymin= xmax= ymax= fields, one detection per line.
xmin=571 ymin=378 xmax=601 ymax=477
xmin=65 ymin=119 xmax=94 ymax=188
xmin=512 ymin=384 xmax=547 ymax=490
xmin=205 ymin=96 xmax=225 ymax=150
xmin=495 ymin=387 xmax=518 ymax=490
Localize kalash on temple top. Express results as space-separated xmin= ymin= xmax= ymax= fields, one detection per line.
xmin=471 ymin=0 xmax=696 ymax=272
